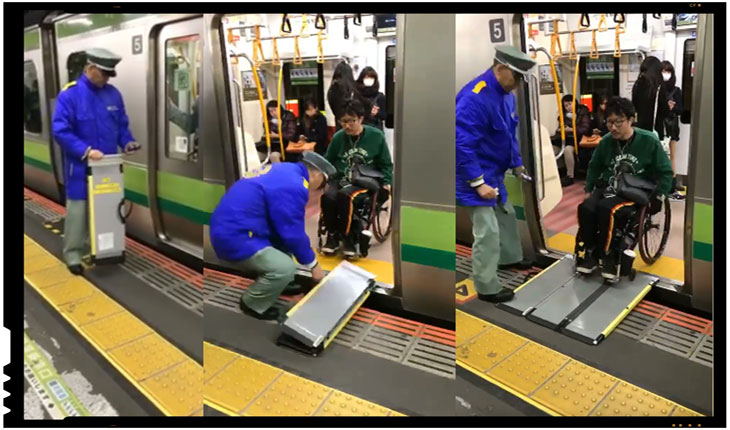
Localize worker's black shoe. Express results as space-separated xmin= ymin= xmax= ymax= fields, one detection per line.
xmin=239 ymin=298 xmax=279 ymax=321
xmin=282 ymin=283 xmax=304 ymax=296
xmin=498 ymin=259 xmax=534 ymax=270
xmin=321 ymin=234 xmax=340 ymax=255
xmin=601 ymin=256 xmax=620 ymax=282
xmin=342 ymin=236 xmax=357 ymax=259
xmin=478 ymin=288 xmax=515 ymax=303
xmin=67 ymin=264 xmax=84 ymax=275
xmin=561 ymin=176 xmax=575 ymax=187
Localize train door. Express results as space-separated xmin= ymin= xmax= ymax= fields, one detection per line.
xmin=154 ymin=17 xmax=204 ymax=258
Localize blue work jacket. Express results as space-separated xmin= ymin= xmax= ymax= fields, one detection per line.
xmin=209 ymin=162 xmax=316 ymax=267
xmin=455 ymin=68 xmax=523 ymax=207
xmin=51 ymin=74 xmax=135 ymax=200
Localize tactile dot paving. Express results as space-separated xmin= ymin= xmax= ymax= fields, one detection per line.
xmin=531 ymin=361 xmax=618 ymax=416
xmin=141 ymin=360 xmax=203 ymax=416
xmin=488 ymin=342 xmax=571 ymax=396
xmin=83 ymin=312 xmax=152 ymax=350
xmin=204 ymin=355 xmax=282 ymax=414
xmin=59 ymin=293 xmax=124 ymax=326
xmin=590 ymin=381 xmax=677 ymax=416
xmin=25 ymin=254 xmax=62 ymax=274
xmin=455 ymin=310 xmax=492 ymax=347
xmin=203 ymin=343 xmax=238 ymax=382
xmin=244 ymin=373 xmax=332 ymax=416
xmin=109 ymin=334 xmax=188 ymax=381
xmin=315 ymin=391 xmax=392 ymax=416
xmin=24 ymin=243 xmax=47 ymax=259
xmin=671 ymin=405 xmax=704 ymax=417
xmin=25 ymin=265 xmax=75 ymax=289
xmin=456 ymin=325 xmax=526 ymax=373
xmin=42 ymin=277 xmax=96 ymax=306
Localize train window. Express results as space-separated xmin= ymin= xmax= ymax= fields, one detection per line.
xmin=165 ymin=34 xmax=201 ymax=163
xmin=23 ymin=61 xmax=42 ymax=134
xmin=680 ymin=38 xmax=695 ymax=124
xmin=66 ymin=52 xmax=87 ymax=84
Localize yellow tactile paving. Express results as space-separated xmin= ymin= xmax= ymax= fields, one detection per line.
xmin=23 ymin=235 xmax=202 ymax=416
xmin=203 ymin=343 xmax=238 ymax=382
xmin=457 ymin=324 xmax=527 ymax=373
xmin=25 ymin=264 xmax=75 ymax=289
xmin=109 ymin=333 xmax=188 ymax=381
xmin=455 ymin=306 xmax=491 ymax=347
xmin=315 ymin=391 xmax=392 ymax=417
xmin=591 ymin=381 xmax=677 ymax=417
xmin=488 ymin=341 xmax=571 ymax=396
xmin=204 ymin=354 xmax=282 ymax=414
xmin=140 ymin=360 xmax=203 ymax=416
xmin=58 ymin=293 xmax=125 ymax=326
xmin=203 ymin=342 xmax=407 ymax=416
xmin=456 ymin=310 xmax=705 ymax=417
xmin=244 ymin=373 xmax=332 ymax=416
xmin=41 ymin=277 xmax=96 ymax=306
xmin=317 ymin=254 xmax=394 ymax=286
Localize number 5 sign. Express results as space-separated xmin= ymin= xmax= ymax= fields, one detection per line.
xmin=489 ymin=19 xmax=506 ymax=43
xmin=132 ymin=35 xmax=143 ymax=55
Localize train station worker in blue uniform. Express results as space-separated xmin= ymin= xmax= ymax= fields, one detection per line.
xmin=455 ymin=46 xmax=536 ymax=303
xmin=209 ymin=152 xmax=336 ymax=321
xmin=52 ymin=48 xmax=140 ymax=275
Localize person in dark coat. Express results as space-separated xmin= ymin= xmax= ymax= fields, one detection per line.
xmin=631 ymin=56 xmax=670 ymax=140
xmin=258 ymin=100 xmax=298 ymax=159
xmin=327 ymin=62 xmax=370 ymax=130
xmin=298 ymin=99 xmax=329 ymax=155
xmin=355 ymin=66 xmax=387 ymax=130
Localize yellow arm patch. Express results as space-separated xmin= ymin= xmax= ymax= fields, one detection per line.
xmin=62 ymin=81 xmax=77 ymax=91
xmin=472 ymin=80 xmax=487 ymax=94
xmin=302 ymin=177 xmax=309 ymax=189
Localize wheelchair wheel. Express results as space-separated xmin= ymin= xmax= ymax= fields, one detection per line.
xmin=638 ymin=196 xmax=671 ymax=265
xmin=372 ymin=195 xmax=392 ymax=243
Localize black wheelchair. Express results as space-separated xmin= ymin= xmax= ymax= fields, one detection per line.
xmin=317 ymin=164 xmax=392 ymax=259
xmin=589 ymin=191 xmax=672 ymax=283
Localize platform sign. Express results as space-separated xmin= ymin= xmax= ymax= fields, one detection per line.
xmin=455 ymin=279 xmax=477 ymax=304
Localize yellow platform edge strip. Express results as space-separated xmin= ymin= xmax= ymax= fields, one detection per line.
xmin=455 ymin=310 xmax=704 ymax=417
xmin=24 ymin=235 xmax=202 ymax=416
xmin=601 ymin=283 xmax=652 ymax=338
xmin=202 ymin=341 xmax=406 ymax=417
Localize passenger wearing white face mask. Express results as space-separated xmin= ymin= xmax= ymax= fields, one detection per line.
xmin=356 ymin=66 xmax=387 ymax=130
xmin=660 ymin=61 xmax=685 ymax=199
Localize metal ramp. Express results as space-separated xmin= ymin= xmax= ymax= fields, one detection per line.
xmin=498 ymin=256 xmax=657 ymax=344
xmin=278 ymin=262 xmax=376 ymax=356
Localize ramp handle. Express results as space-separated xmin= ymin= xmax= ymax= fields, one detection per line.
xmin=118 ymin=198 xmax=133 ymax=224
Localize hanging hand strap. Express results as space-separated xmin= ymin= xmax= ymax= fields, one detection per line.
xmin=579 ymin=13 xmax=590 ymax=30
xmin=344 ymin=15 xmax=350 ymax=40
xmin=598 ymin=14 xmax=608 ymax=32
xmin=281 ymin=14 xmax=292 ymax=34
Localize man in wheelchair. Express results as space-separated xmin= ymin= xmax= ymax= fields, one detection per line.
xmin=320 ymin=99 xmax=394 ymax=258
xmin=575 ymin=97 xmax=674 ymax=281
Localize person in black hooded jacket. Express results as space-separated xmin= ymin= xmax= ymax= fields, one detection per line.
xmin=356 ymin=66 xmax=387 ymax=130
xmin=327 ymin=62 xmax=370 ymax=130
xmin=631 ymin=56 xmax=670 ymax=140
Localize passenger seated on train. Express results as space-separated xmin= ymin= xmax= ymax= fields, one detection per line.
xmin=575 ymin=97 xmax=673 ymax=281
xmin=320 ymin=98 xmax=393 ymax=258
xmin=551 ymin=94 xmax=592 ymax=187
xmin=257 ymin=100 xmax=298 ymax=161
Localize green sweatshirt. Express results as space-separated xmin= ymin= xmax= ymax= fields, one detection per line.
xmin=585 ymin=127 xmax=674 ymax=196
xmin=325 ymin=125 xmax=394 ymax=185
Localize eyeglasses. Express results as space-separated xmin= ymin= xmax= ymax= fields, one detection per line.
xmin=606 ymin=118 xmax=627 ymax=129
xmin=339 ymin=118 xmax=358 ymax=126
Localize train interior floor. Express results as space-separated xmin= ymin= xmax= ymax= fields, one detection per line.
xmin=24 ymin=189 xmax=204 ymax=417
xmin=454 ymin=248 xmax=712 ymax=417
xmin=543 ymin=178 xmax=686 ymax=283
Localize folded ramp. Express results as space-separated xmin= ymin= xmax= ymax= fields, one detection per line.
xmin=498 ymin=256 xmax=577 ymax=316
xmin=87 ymin=154 xmax=126 ymax=264
xmin=279 ymin=261 xmax=376 ymax=356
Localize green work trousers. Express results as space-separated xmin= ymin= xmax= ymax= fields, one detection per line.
xmin=238 ymin=246 xmax=299 ymax=314
xmin=63 ymin=199 xmax=90 ymax=267
xmin=469 ymin=203 xmax=523 ymax=295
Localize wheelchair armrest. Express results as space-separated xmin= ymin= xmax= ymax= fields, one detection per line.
xmin=353 ymin=176 xmax=381 ymax=192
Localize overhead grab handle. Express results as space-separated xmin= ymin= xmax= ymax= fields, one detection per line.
xmin=300 ymin=13 xmax=310 ymax=38
xmin=642 ymin=14 xmax=648 ymax=33
xmin=579 ymin=13 xmax=590 ymax=30
xmin=315 ymin=14 xmax=326 ymax=30
xmin=652 ymin=13 xmax=662 ymax=19
xmin=293 ymin=35 xmax=303 ymax=65
xmin=590 ymin=30 xmax=600 ymax=59
xmin=353 ymin=13 xmax=362 ymax=26
xmin=253 ymin=26 xmax=265 ymax=67
xmin=344 ymin=15 xmax=350 ymax=40
xmin=281 ymin=14 xmax=292 ymax=34
xmin=598 ymin=14 xmax=608 ymax=32
xmin=613 ymin=14 xmax=626 ymax=24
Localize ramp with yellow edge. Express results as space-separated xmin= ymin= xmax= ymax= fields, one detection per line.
xmin=203 ymin=342 xmax=405 ymax=416
xmin=455 ymin=310 xmax=703 ymax=417
xmin=24 ymin=235 xmax=203 ymax=416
